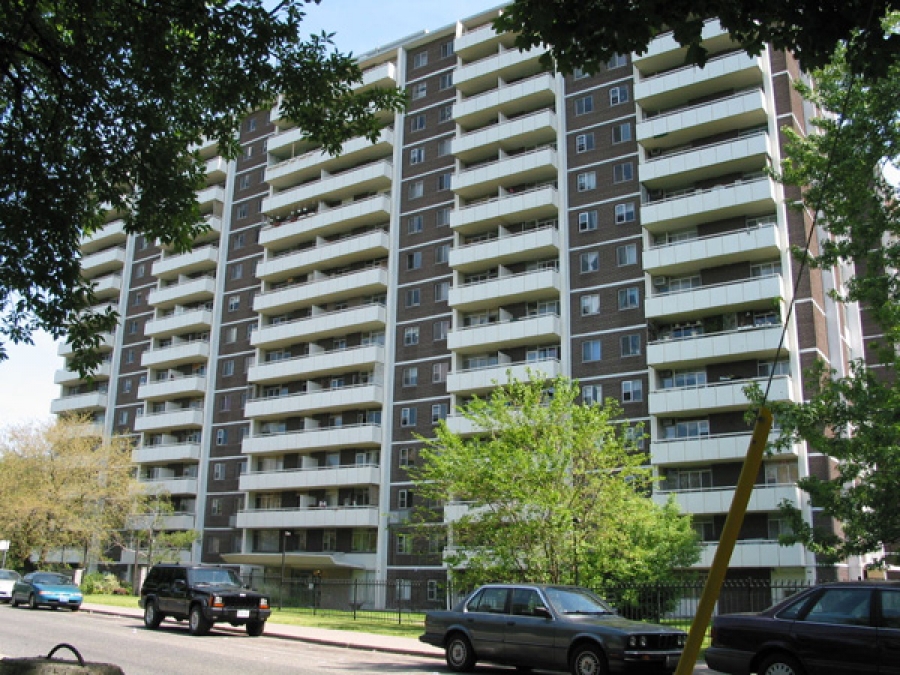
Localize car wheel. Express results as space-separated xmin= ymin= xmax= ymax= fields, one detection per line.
xmin=11 ymin=594 xmax=19 ymax=608
xmin=70 ymin=605 xmax=79 ymax=612
xmin=570 ymin=644 xmax=608 ymax=675
xmin=759 ymin=653 xmax=805 ymax=675
xmin=188 ymin=604 xmax=212 ymax=636
xmin=445 ymin=633 xmax=476 ymax=672
xmin=28 ymin=594 xmax=38 ymax=610
xmin=143 ymin=600 xmax=163 ymax=629
xmin=246 ymin=620 xmax=265 ymax=637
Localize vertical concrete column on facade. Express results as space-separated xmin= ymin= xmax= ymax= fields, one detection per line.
xmin=104 ymin=231 xmax=139 ymax=441
xmin=553 ymin=71 xmax=573 ymax=377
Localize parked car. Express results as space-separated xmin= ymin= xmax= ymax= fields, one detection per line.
xmin=706 ymin=581 xmax=900 ymax=675
xmin=139 ymin=564 xmax=270 ymax=636
xmin=0 ymin=569 xmax=22 ymax=603
xmin=11 ymin=571 xmax=83 ymax=611
xmin=420 ymin=583 xmax=687 ymax=675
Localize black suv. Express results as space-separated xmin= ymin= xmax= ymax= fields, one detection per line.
xmin=139 ymin=564 xmax=270 ymax=636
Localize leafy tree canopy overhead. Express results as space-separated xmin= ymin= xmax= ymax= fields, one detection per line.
xmin=0 ymin=0 xmax=406 ymax=373
xmin=495 ymin=0 xmax=900 ymax=79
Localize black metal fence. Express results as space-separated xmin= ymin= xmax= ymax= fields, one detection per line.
xmin=237 ymin=574 xmax=814 ymax=629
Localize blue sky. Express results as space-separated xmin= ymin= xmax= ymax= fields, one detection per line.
xmin=0 ymin=1 xmax=497 ymax=430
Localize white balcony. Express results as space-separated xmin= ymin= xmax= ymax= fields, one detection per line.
xmin=652 ymin=431 xmax=797 ymax=466
xmin=50 ymin=391 xmax=108 ymax=414
xmin=647 ymin=325 xmax=786 ymax=369
xmin=633 ymin=21 xmax=733 ymax=75
xmin=455 ymin=45 xmax=548 ymax=97
xmin=249 ymin=345 xmax=385 ymax=385
xmin=81 ymin=219 xmax=126 ymax=255
xmin=635 ymin=51 xmax=764 ymax=112
xmin=357 ymin=61 xmax=397 ymax=91
xmin=450 ymin=225 xmax=559 ymax=272
xmin=642 ymin=177 xmax=778 ymax=233
xmin=454 ymin=22 xmax=516 ymax=61
xmin=648 ymin=375 xmax=792 ymax=416
xmin=205 ymin=156 xmax=228 ymax=183
xmin=144 ymin=309 xmax=213 ymax=338
xmin=265 ymin=128 xmax=394 ymax=190
xmin=152 ymin=246 xmax=219 ymax=280
xmin=452 ymin=109 xmax=557 ymax=163
xmin=139 ymin=477 xmax=199 ymax=496
xmin=58 ymin=332 xmax=114 ymax=357
xmin=452 ymin=184 xmax=559 ymax=235
xmin=263 ymin=160 xmax=393 ymax=219
xmin=447 ymin=358 xmax=561 ymax=395
xmin=148 ymin=275 xmax=216 ymax=309
xmin=197 ymin=185 xmax=226 ymax=212
xmin=245 ymin=384 xmax=383 ymax=420
xmin=454 ymin=72 xmax=556 ymax=130
xmin=444 ymin=415 xmax=482 ymax=436
xmin=645 ymin=274 xmax=784 ymax=321
xmin=252 ymin=304 xmax=386 ymax=349
xmin=138 ymin=375 xmax=208 ymax=401
xmin=696 ymin=540 xmax=808 ymax=569
xmin=91 ymin=274 xmax=123 ymax=300
xmin=448 ymin=314 xmax=561 ymax=353
xmin=450 ymin=269 xmax=560 ymax=311
xmin=239 ymin=465 xmax=380 ymax=492
xmin=235 ymin=506 xmax=379 ymax=530
xmin=157 ymin=513 xmax=197 ymax=531
xmin=242 ymin=424 xmax=382 ymax=455
xmin=266 ymin=124 xmax=320 ymax=160
xmin=134 ymin=408 xmax=205 ymax=432
xmin=453 ymin=146 xmax=558 ymax=200
xmin=253 ymin=267 xmax=388 ymax=314
xmin=80 ymin=246 xmax=126 ymax=279
xmin=54 ymin=361 xmax=111 ymax=386
xmin=654 ymin=484 xmax=803 ymax=515
xmin=644 ymin=223 xmax=781 ymax=276
xmin=641 ymin=133 xmax=770 ymax=190
xmin=132 ymin=442 xmax=202 ymax=464
xmin=260 ymin=194 xmax=391 ymax=249
xmin=141 ymin=340 xmax=210 ymax=368
xmin=638 ymin=89 xmax=769 ymax=151
xmin=257 ymin=230 xmax=389 ymax=283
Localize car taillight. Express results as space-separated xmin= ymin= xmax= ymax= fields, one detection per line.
xmin=259 ymin=598 xmax=269 ymax=609
xmin=211 ymin=595 xmax=224 ymax=608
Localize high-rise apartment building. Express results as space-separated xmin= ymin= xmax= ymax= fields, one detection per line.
xmin=52 ymin=7 xmax=873 ymax=588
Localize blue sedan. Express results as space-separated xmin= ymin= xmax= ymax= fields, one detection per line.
xmin=11 ymin=572 xmax=83 ymax=611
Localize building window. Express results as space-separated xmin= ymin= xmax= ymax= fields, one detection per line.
xmin=437 ymin=172 xmax=452 ymax=191
xmin=609 ymin=85 xmax=630 ymax=105
xmin=408 ymin=180 xmax=424 ymax=199
xmin=247 ymin=117 xmax=257 ymax=132
xmin=427 ymin=579 xmax=440 ymax=601
xmin=434 ymin=281 xmax=450 ymax=302
xmin=573 ymin=67 xmax=590 ymax=79
xmin=581 ymin=294 xmax=600 ymax=315
xmin=411 ymin=82 xmax=427 ymax=100
xmin=216 ymin=429 xmax=228 ymax=446
xmin=435 ymin=243 xmax=450 ymax=264
xmin=396 ymin=534 xmax=412 ymax=554
xmin=439 ymin=72 xmax=453 ymax=90
xmin=407 ymin=251 xmax=422 ymax=270
xmin=574 ymin=95 xmax=593 ymax=115
xmin=607 ymin=52 xmax=628 ymax=69
xmin=437 ymin=138 xmax=452 ymax=157
xmin=222 ymin=359 xmax=234 ymax=376
xmin=128 ymin=319 xmax=138 ymax=335
xmin=402 ymin=367 xmax=418 ymax=387
xmin=125 ymin=349 xmax=134 ymax=364
xmin=400 ymin=407 xmax=417 ymax=427
xmin=405 ymin=288 xmax=420 ymax=307
xmin=118 ymin=410 xmax=128 ymax=425
xmin=236 ymin=203 xmax=248 ymax=219
xmin=580 ymin=251 xmax=600 ymax=273
xmin=135 ymin=263 xmax=145 ymax=278
xmin=399 ymin=447 xmax=412 ymax=467
xmin=582 ymin=340 xmax=602 ymax=363
xmin=582 ymin=384 xmax=602 ymax=405
xmin=225 ymin=326 xmax=238 ymax=343
xmin=239 ymin=174 xmax=250 ymax=190
xmin=576 ymin=171 xmax=597 ymax=192
xmin=624 ymin=425 xmax=645 ymax=449
xmin=575 ymin=133 xmax=595 ymax=153
xmin=618 ymin=286 xmax=640 ymax=310
xmin=411 ymin=113 xmax=426 ymax=131
xmin=440 ymin=40 xmax=454 ymax=58
xmin=398 ymin=489 xmax=411 ymax=509
xmin=612 ymin=122 xmax=632 ymax=144
xmin=413 ymin=51 xmax=428 ymax=69
xmin=433 ymin=320 xmax=449 ymax=341
xmin=615 ymin=202 xmax=636 ymax=224
xmin=403 ymin=326 xmax=419 ymax=346
xmin=228 ymin=295 xmax=240 ymax=312
xmin=433 ymin=362 xmax=449 ymax=382
xmin=621 ymin=334 xmax=641 ymax=356
xmin=213 ymin=462 xmax=225 ymax=480
xmin=211 ymin=498 xmax=222 ymax=516
xmin=616 ymin=243 xmax=637 ymax=266
xmin=123 ymin=379 xmax=132 ymax=393
xmin=432 ymin=403 xmax=448 ymax=424
xmin=622 ymin=379 xmax=643 ymax=402
xmin=220 ymin=394 xmax=231 ymax=411
xmin=578 ymin=210 xmax=598 ymax=232
xmin=408 ymin=214 xmax=423 ymax=234
xmin=230 ymin=262 xmax=243 ymax=280
xmin=613 ymin=162 xmax=634 ymax=183
xmin=436 ymin=207 xmax=451 ymax=227
xmin=439 ymin=104 xmax=453 ymax=122
xmin=409 ymin=147 xmax=425 ymax=165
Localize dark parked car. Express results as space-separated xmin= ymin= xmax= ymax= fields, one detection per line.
xmin=706 ymin=581 xmax=900 ymax=675
xmin=420 ymin=583 xmax=687 ymax=675
xmin=139 ymin=564 xmax=270 ymax=636
xmin=10 ymin=571 xmax=83 ymax=611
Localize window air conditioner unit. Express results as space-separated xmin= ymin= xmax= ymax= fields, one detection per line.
xmin=653 ymin=276 xmax=668 ymax=286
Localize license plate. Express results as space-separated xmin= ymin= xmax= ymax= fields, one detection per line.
xmin=58 ymin=595 xmax=69 ymax=602
xmin=236 ymin=609 xmax=250 ymax=618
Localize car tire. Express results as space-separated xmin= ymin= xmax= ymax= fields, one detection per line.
xmin=28 ymin=594 xmax=38 ymax=610
xmin=11 ymin=594 xmax=19 ymax=608
xmin=143 ymin=600 xmax=163 ymax=629
xmin=570 ymin=644 xmax=608 ymax=675
xmin=188 ymin=604 xmax=212 ymax=636
xmin=246 ymin=620 xmax=265 ymax=637
xmin=759 ymin=653 xmax=805 ymax=675
xmin=445 ymin=633 xmax=476 ymax=672
xmin=70 ymin=606 xmax=79 ymax=612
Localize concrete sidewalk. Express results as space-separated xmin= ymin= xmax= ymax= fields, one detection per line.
xmin=80 ymin=603 xmax=715 ymax=673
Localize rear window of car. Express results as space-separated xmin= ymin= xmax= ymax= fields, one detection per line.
xmin=0 ymin=570 xmax=20 ymax=581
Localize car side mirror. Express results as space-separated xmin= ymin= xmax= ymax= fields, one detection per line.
xmin=534 ymin=606 xmax=553 ymax=619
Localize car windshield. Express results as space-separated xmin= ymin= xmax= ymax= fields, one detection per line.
xmin=544 ymin=587 xmax=615 ymax=616
xmin=190 ymin=568 xmax=242 ymax=587
xmin=32 ymin=573 xmax=71 ymax=585
xmin=0 ymin=570 xmax=21 ymax=581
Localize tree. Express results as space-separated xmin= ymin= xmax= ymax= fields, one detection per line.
xmin=494 ymin=0 xmax=899 ymax=78
xmin=0 ymin=416 xmax=149 ymax=569
xmin=745 ymin=20 xmax=900 ymax=565
xmin=410 ymin=374 xmax=699 ymax=589
xmin=0 ymin=0 xmax=406 ymax=373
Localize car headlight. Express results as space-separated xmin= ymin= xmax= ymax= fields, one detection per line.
xmin=679 ymin=634 xmax=687 ymax=647
xmin=259 ymin=598 xmax=269 ymax=609
xmin=211 ymin=595 xmax=224 ymax=608
xmin=628 ymin=635 xmax=648 ymax=648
